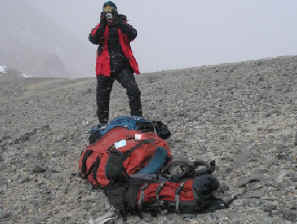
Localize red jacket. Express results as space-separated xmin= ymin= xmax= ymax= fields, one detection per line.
xmin=90 ymin=23 xmax=140 ymax=76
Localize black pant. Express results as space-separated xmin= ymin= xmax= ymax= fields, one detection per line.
xmin=96 ymin=68 xmax=142 ymax=124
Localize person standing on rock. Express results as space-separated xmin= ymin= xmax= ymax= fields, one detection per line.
xmin=88 ymin=1 xmax=142 ymax=126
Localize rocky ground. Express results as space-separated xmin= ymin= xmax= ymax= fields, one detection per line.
xmin=0 ymin=56 xmax=297 ymax=224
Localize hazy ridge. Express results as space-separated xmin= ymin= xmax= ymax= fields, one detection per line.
xmin=0 ymin=1 xmax=92 ymax=77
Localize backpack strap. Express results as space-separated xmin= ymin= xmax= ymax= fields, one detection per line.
xmin=154 ymin=182 xmax=166 ymax=212
xmin=123 ymin=139 xmax=155 ymax=159
xmin=152 ymin=121 xmax=171 ymax=139
xmin=161 ymin=160 xmax=216 ymax=181
xmin=137 ymin=183 xmax=149 ymax=211
xmin=156 ymin=182 xmax=166 ymax=201
xmin=80 ymin=150 xmax=93 ymax=178
xmin=91 ymin=157 xmax=101 ymax=186
xmin=108 ymin=137 xmax=155 ymax=153
xmin=135 ymin=120 xmax=155 ymax=133
xmin=193 ymin=160 xmax=216 ymax=176
xmin=106 ymin=138 xmax=155 ymax=162
xmin=175 ymin=182 xmax=185 ymax=213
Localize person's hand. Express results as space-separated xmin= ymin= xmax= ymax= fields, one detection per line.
xmin=112 ymin=14 xmax=122 ymax=27
xmin=100 ymin=11 xmax=107 ymax=25
xmin=106 ymin=13 xmax=113 ymax=25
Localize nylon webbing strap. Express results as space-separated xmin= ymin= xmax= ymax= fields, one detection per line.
xmin=82 ymin=156 xmax=101 ymax=186
xmin=91 ymin=157 xmax=101 ymax=183
xmin=193 ymin=160 xmax=216 ymax=176
xmin=156 ymin=182 xmax=165 ymax=201
xmin=137 ymin=183 xmax=149 ymax=210
xmin=124 ymin=139 xmax=155 ymax=158
xmin=107 ymin=137 xmax=154 ymax=154
xmin=175 ymin=182 xmax=185 ymax=213
xmin=107 ymin=144 xmax=116 ymax=153
xmin=81 ymin=150 xmax=93 ymax=177
xmin=126 ymin=135 xmax=135 ymax=140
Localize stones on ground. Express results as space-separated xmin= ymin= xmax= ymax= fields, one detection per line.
xmin=19 ymin=176 xmax=32 ymax=184
xmin=1 ymin=56 xmax=297 ymax=223
xmin=0 ymin=210 xmax=10 ymax=222
xmin=281 ymin=209 xmax=297 ymax=222
xmin=237 ymin=175 xmax=262 ymax=188
xmin=32 ymin=165 xmax=47 ymax=174
xmin=0 ymin=178 xmax=8 ymax=194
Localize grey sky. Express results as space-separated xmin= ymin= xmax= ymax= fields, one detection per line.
xmin=28 ymin=0 xmax=297 ymax=73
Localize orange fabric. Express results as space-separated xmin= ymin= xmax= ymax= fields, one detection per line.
xmin=79 ymin=127 xmax=171 ymax=188
xmin=139 ymin=179 xmax=195 ymax=202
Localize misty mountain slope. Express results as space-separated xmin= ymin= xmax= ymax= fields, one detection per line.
xmin=0 ymin=56 xmax=297 ymax=224
xmin=0 ymin=1 xmax=92 ymax=76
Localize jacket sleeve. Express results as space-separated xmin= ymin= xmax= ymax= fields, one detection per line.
xmin=88 ymin=23 xmax=106 ymax=45
xmin=119 ymin=22 xmax=137 ymax=41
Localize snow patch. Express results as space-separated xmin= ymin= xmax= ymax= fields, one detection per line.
xmin=0 ymin=65 xmax=8 ymax=74
xmin=21 ymin=73 xmax=32 ymax=78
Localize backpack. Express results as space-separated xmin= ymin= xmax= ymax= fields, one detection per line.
xmin=79 ymin=117 xmax=225 ymax=219
xmin=125 ymin=174 xmax=223 ymax=214
xmin=79 ymin=126 xmax=172 ymax=188
xmin=88 ymin=116 xmax=171 ymax=144
xmin=103 ymin=173 xmax=225 ymax=219
xmin=119 ymin=160 xmax=219 ymax=215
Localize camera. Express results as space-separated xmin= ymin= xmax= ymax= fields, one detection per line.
xmin=105 ymin=12 xmax=113 ymax=20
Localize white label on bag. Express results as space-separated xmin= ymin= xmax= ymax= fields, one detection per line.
xmin=114 ymin=139 xmax=127 ymax=149
xmin=135 ymin=134 xmax=142 ymax=140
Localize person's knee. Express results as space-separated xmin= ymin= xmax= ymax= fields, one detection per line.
xmin=97 ymin=86 xmax=113 ymax=98
xmin=127 ymin=87 xmax=141 ymax=98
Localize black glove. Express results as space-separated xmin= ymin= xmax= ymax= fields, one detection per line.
xmin=100 ymin=11 xmax=107 ymax=25
xmin=112 ymin=14 xmax=122 ymax=27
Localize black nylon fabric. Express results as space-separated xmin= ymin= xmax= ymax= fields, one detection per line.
xmin=192 ymin=175 xmax=220 ymax=210
xmin=108 ymin=25 xmax=129 ymax=74
xmin=125 ymin=180 xmax=144 ymax=212
xmin=105 ymin=151 xmax=127 ymax=185
xmin=88 ymin=14 xmax=137 ymax=74
xmin=96 ymin=68 xmax=142 ymax=124
xmin=104 ymin=183 xmax=129 ymax=219
xmin=152 ymin=121 xmax=171 ymax=140
xmin=91 ymin=157 xmax=101 ymax=184
xmin=81 ymin=150 xmax=93 ymax=176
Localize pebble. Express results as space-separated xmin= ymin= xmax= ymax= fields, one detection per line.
xmin=1 ymin=56 xmax=297 ymax=224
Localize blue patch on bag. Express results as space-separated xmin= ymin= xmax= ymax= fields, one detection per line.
xmin=89 ymin=116 xmax=154 ymax=144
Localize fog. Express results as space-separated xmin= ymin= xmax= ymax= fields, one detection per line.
xmin=5 ymin=1 xmax=297 ymax=74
